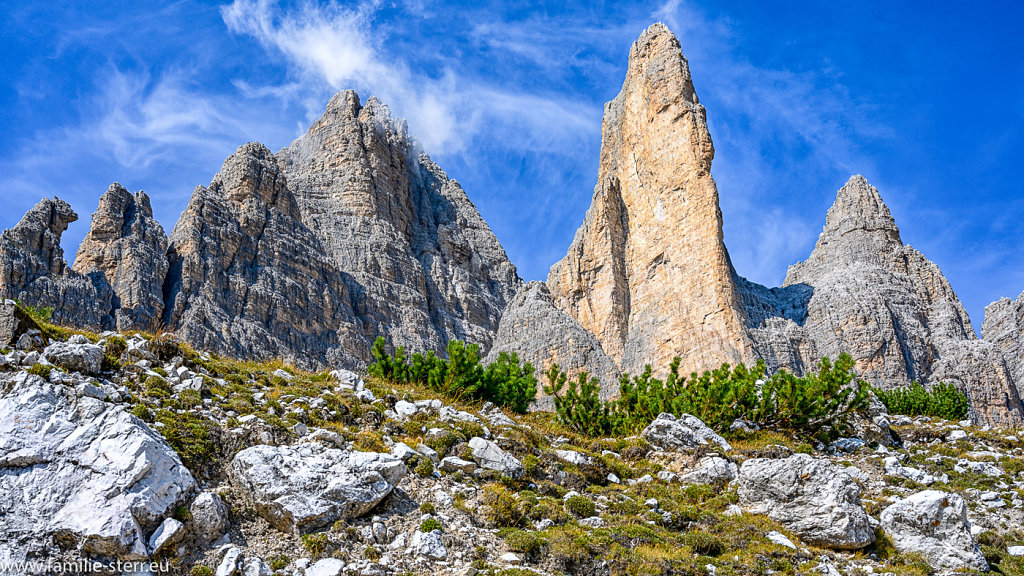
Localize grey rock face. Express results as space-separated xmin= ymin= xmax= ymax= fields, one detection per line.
xmin=0 ymin=198 xmax=114 ymax=329
xmin=740 ymin=176 xmax=1024 ymax=427
xmin=42 ymin=336 xmax=104 ymax=374
xmin=484 ymin=281 xmax=621 ymax=410
xmin=0 ymin=372 xmax=196 ymax=563
xmin=679 ymin=455 xmax=738 ymax=488
xmin=2 ymin=92 xmax=520 ymax=372
xmin=467 ymin=436 xmax=523 ymax=478
xmin=880 ymin=490 xmax=987 ymax=572
xmin=229 ymin=443 xmax=406 ymax=533
xmin=72 ymin=183 xmax=169 ymax=332
xmin=0 ymin=299 xmax=29 ymax=348
xmin=189 ymin=491 xmax=230 ymax=544
xmin=163 ymin=142 xmax=365 ymax=370
xmin=277 ymin=91 xmax=520 ymax=358
xmin=640 ymin=413 xmax=731 ymax=453
xmin=410 ymin=530 xmax=447 ymax=560
xmin=738 ymin=453 xmax=874 ymax=550
xmin=982 ymin=292 xmax=1024 ymax=399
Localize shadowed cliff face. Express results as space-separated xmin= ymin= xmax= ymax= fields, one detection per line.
xmin=0 ymin=197 xmax=115 ymax=329
xmin=162 ymin=142 xmax=365 ymax=370
xmin=546 ymin=23 xmax=753 ymax=379
xmin=2 ymin=92 xmax=522 ymax=371
xmin=276 ymin=91 xmax=521 ymax=358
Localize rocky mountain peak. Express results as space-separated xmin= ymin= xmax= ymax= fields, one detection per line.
xmin=786 ymin=175 xmax=902 ymax=285
xmin=627 ymin=22 xmax=699 ymax=104
xmin=824 ymin=175 xmax=901 ymax=244
xmin=164 ymin=139 xmax=363 ymax=369
xmin=0 ymin=197 xmax=114 ymax=329
xmin=278 ymin=90 xmax=520 ymax=356
xmin=314 ymin=90 xmax=408 ymax=147
xmin=484 ymin=281 xmax=621 ymax=409
xmin=72 ymin=184 xmax=168 ymax=332
xmin=6 ymin=197 xmax=78 ymax=278
xmin=211 ymin=142 xmax=295 ymax=215
xmin=547 ymin=22 xmax=751 ymax=379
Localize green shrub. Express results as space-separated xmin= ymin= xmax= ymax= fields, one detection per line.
xmin=27 ymin=364 xmax=53 ymax=379
xmin=179 ymin=389 xmax=202 ymax=409
xmin=681 ymin=530 xmax=722 ymax=556
xmin=522 ymin=453 xmax=540 ymax=477
xmin=564 ymin=495 xmax=596 ymax=518
xmin=481 ymin=351 xmax=538 ymax=413
xmin=875 ymin=381 xmax=969 ymax=421
xmin=483 ymin=484 xmax=527 ymax=528
xmin=367 ymin=337 xmax=537 ymax=413
xmin=545 ymin=354 xmax=869 ymax=441
xmin=499 ymin=528 xmax=548 ymax=559
xmin=144 ymin=375 xmax=172 ymax=399
xmin=131 ymin=404 xmax=154 ymax=422
xmin=415 ymin=457 xmax=435 ymax=478
xmin=419 ymin=502 xmax=436 ymax=515
xmin=173 ymin=505 xmax=192 ymax=522
xmin=301 ymin=533 xmax=329 ymax=557
xmin=353 ymin=431 xmax=385 ymax=453
xmin=22 ymin=304 xmax=54 ymax=323
xmin=544 ymin=368 xmax=610 ymax=436
xmin=189 ymin=567 xmax=214 ymax=576
xmin=103 ymin=336 xmax=126 ymax=371
xmin=155 ymin=410 xmax=216 ymax=475
xmin=268 ymin=555 xmax=290 ymax=571
xmin=425 ymin=430 xmax=462 ymax=457
xmin=420 ymin=518 xmax=444 ymax=532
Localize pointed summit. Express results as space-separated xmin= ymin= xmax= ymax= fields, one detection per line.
xmin=163 ymin=140 xmax=365 ymax=369
xmin=547 ymin=23 xmax=752 ymax=376
xmin=786 ymin=175 xmax=902 ymax=285
xmin=823 ymin=175 xmax=901 ymax=246
xmin=73 ymin=183 xmax=169 ymax=332
xmin=278 ymin=90 xmax=520 ymax=356
xmin=766 ymin=175 xmax=1024 ymax=426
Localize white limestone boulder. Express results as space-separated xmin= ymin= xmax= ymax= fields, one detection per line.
xmin=0 ymin=372 xmax=196 ymax=563
xmin=229 ymin=443 xmax=406 ymax=533
xmin=641 ymin=413 xmax=731 ymax=452
xmin=738 ymin=453 xmax=874 ymax=549
xmin=880 ymin=490 xmax=987 ymax=572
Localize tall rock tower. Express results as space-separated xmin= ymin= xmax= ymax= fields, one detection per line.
xmin=547 ymin=23 xmax=752 ymax=376
xmin=73 ymin=184 xmax=169 ymax=332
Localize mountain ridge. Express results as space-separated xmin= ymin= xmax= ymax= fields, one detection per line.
xmin=2 ymin=23 xmax=1022 ymax=425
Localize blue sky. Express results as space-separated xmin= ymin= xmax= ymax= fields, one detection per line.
xmin=2 ymin=1 xmax=1022 ymax=333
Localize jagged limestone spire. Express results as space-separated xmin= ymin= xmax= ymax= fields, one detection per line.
xmin=73 ymin=183 xmax=168 ymax=332
xmin=547 ymin=22 xmax=752 ymax=376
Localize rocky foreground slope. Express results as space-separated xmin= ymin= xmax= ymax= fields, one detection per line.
xmin=2 ymin=304 xmax=1024 ymax=576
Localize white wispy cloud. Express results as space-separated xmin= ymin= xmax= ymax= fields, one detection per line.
xmin=219 ymin=0 xmax=598 ymax=155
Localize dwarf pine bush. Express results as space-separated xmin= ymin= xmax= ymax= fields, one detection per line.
xmin=367 ymin=337 xmax=537 ymax=413
xmin=546 ymin=353 xmax=869 ymax=441
xmin=874 ymin=381 xmax=969 ymax=420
